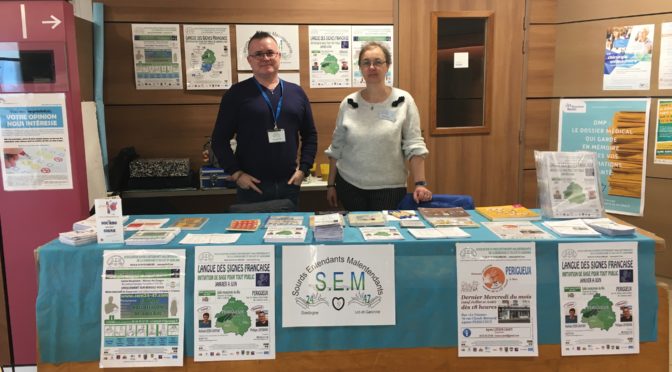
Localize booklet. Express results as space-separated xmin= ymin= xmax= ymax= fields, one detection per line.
xmin=359 ymin=226 xmax=404 ymax=241
xmin=582 ymin=218 xmax=636 ymax=236
xmin=265 ymin=215 xmax=305 ymax=228
xmin=482 ymin=221 xmax=553 ymax=240
xmin=408 ymin=227 xmax=471 ymax=239
xmin=383 ymin=210 xmax=420 ymax=221
xmin=425 ymin=217 xmax=480 ymax=228
xmin=169 ymin=217 xmax=209 ymax=230
xmin=348 ymin=212 xmax=387 ymax=227
xmin=125 ymin=227 xmax=181 ymax=245
xmin=542 ymin=219 xmax=601 ymax=237
xmin=400 ymin=219 xmax=426 ymax=228
xmin=226 ymin=219 xmax=261 ymax=232
xmin=475 ymin=205 xmax=541 ymax=221
xmin=263 ymin=226 xmax=308 ymax=243
xmin=178 ymin=233 xmax=241 ymax=244
xmin=59 ymin=230 xmax=97 ymax=246
xmin=125 ymin=218 xmax=170 ymax=231
xmin=418 ymin=207 xmax=470 ymax=219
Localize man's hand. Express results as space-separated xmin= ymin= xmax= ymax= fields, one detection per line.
xmin=287 ymin=169 xmax=305 ymax=186
xmin=326 ymin=187 xmax=338 ymax=207
xmin=234 ymin=171 xmax=262 ymax=194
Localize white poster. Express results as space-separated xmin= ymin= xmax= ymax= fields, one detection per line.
xmin=456 ymin=242 xmax=538 ymax=357
xmin=282 ymin=244 xmax=395 ymax=327
xmin=237 ymin=72 xmax=301 ymax=86
xmin=604 ymin=24 xmax=654 ymax=90
xmin=0 ymin=93 xmax=73 ymax=191
xmin=658 ymin=22 xmax=672 ymax=89
xmin=558 ymin=242 xmax=639 ymax=356
xmin=235 ymin=25 xmax=300 ymax=70
xmin=309 ymin=25 xmax=352 ymax=88
xmin=100 ymin=250 xmax=186 ymax=368
xmin=132 ymin=24 xmax=183 ymax=90
xmin=351 ymin=25 xmax=394 ymax=87
xmin=183 ymin=25 xmax=233 ymax=90
xmin=194 ymin=245 xmax=275 ymax=361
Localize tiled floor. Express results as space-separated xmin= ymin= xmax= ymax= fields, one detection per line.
xmin=3 ymin=281 xmax=672 ymax=371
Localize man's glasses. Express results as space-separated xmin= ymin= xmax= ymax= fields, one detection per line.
xmin=249 ymin=50 xmax=280 ymax=59
xmin=359 ymin=59 xmax=387 ymax=68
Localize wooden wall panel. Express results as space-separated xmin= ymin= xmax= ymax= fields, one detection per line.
xmin=526 ymin=25 xmax=555 ymax=97
xmin=98 ymin=0 xmax=393 ymax=24
xmin=555 ymin=0 xmax=672 ymax=23
xmin=398 ymin=0 xmax=525 ymax=206
xmin=521 ymin=169 xmax=538 ymax=208
xmin=528 ymin=0 xmax=556 ymax=24
xmin=75 ymin=18 xmax=94 ymax=101
xmin=523 ymin=99 xmax=553 ymax=169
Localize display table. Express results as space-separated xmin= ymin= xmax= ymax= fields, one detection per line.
xmin=35 ymin=212 xmax=667 ymax=371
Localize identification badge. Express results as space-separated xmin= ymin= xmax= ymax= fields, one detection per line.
xmin=268 ymin=128 xmax=286 ymax=143
xmin=379 ymin=110 xmax=396 ymax=122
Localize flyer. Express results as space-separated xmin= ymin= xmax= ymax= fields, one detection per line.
xmin=456 ymin=242 xmax=538 ymax=357
xmin=235 ymin=25 xmax=300 ymax=70
xmin=604 ymin=24 xmax=654 ymax=90
xmin=558 ymin=98 xmax=650 ymax=216
xmin=132 ymin=24 xmax=183 ymax=90
xmin=0 ymin=93 xmax=73 ymax=191
xmin=351 ymin=25 xmax=394 ymax=87
xmin=94 ymin=196 xmax=124 ymax=244
xmin=194 ymin=245 xmax=275 ymax=361
xmin=654 ymin=100 xmax=672 ymax=164
xmin=558 ymin=242 xmax=639 ymax=356
xmin=282 ymin=244 xmax=395 ymax=327
xmin=658 ymin=22 xmax=672 ymax=90
xmin=308 ymin=25 xmax=352 ymax=88
xmin=183 ymin=25 xmax=233 ymax=90
xmin=100 ymin=250 xmax=186 ymax=368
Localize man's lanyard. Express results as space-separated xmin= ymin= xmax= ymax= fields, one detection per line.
xmin=253 ymin=78 xmax=284 ymax=130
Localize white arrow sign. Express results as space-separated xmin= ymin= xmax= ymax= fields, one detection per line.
xmin=41 ymin=15 xmax=62 ymax=30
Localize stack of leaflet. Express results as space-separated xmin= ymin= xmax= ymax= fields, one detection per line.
xmin=348 ymin=212 xmax=386 ymax=227
xmin=542 ymin=219 xmax=601 ymax=238
xmin=313 ymin=213 xmax=344 ymax=242
xmin=263 ymin=226 xmax=308 ymax=243
xmin=59 ymin=230 xmax=97 ymax=246
xmin=408 ymin=227 xmax=471 ymax=240
xmin=265 ymin=215 xmax=304 ymax=228
xmin=125 ymin=227 xmax=181 ymax=245
xmin=73 ymin=215 xmax=129 ymax=231
xmin=583 ymin=218 xmax=636 ymax=236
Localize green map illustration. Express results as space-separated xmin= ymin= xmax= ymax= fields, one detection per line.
xmin=563 ymin=181 xmax=586 ymax=204
xmin=320 ymin=54 xmax=340 ymax=75
xmin=215 ymin=297 xmax=251 ymax=336
xmin=201 ymin=49 xmax=216 ymax=72
xmin=580 ymin=293 xmax=615 ymax=330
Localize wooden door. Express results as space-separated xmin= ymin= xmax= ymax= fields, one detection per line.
xmin=396 ymin=0 xmax=526 ymax=206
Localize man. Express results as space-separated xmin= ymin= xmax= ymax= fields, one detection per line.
xmin=211 ymin=31 xmax=317 ymax=209
xmin=256 ymin=310 xmax=269 ymax=327
xmin=620 ymin=306 xmax=633 ymax=322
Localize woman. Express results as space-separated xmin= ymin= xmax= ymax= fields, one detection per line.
xmin=325 ymin=42 xmax=432 ymax=211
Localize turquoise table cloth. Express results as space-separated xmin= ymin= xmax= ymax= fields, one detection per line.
xmin=36 ymin=212 xmax=658 ymax=363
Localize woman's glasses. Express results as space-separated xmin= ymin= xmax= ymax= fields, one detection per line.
xmin=249 ymin=51 xmax=280 ymax=59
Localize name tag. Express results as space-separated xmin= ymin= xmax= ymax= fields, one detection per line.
xmin=379 ymin=110 xmax=396 ymax=122
xmin=268 ymin=128 xmax=286 ymax=143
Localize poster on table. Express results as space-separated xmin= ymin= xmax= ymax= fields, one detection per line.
xmin=351 ymin=25 xmax=394 ymax=87
xmin=183 ymin=25 xmax=233 ymax=90
xmin=654 ymin=100 xmax=672 ymax=164
xmin=131 ymin=24 xmax=183 ymax=90
xmin=193 ymin=245 xmax=275 ymax=361
xmin=237 ymin=72 xmax=301 ymax=86
xmin=558 ymin=98 xmax=650 ymax=216
xmin=100 ymin=250 xmax=186 ymax=368
xmin=604 ymin=24 xmax=654 ymax=90
xmin=658 ymin=22 xmax=672 ymax=89
xmin=558 ymin=242 xmax=639 ymax=356
xmin=282 ymin=244 xmax=395 ymax=327
xmin=308 ymin=25 xmax=352 ymax=88
xmin=235 ymin=25 xmax=300 ymax=70
xmin=0 ymin=93 xmax=73 ymax=191
xmin=456 ymin=242 xmax=538 ymax=357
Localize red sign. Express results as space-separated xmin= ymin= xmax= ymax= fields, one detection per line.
xmin=0 ymin=1 xmax=66 ymax=42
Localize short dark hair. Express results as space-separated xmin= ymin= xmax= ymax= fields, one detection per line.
xmin=248 ymin=31 xmax=278 ymax=54
xmin=358 ymin=42 xmax=392 ymax=66
xmin=203 ymin=312 xmax=209 ymax=317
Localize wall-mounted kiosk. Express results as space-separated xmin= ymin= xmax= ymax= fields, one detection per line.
xmin=0 ymin=0 xmax=88 ymax=364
